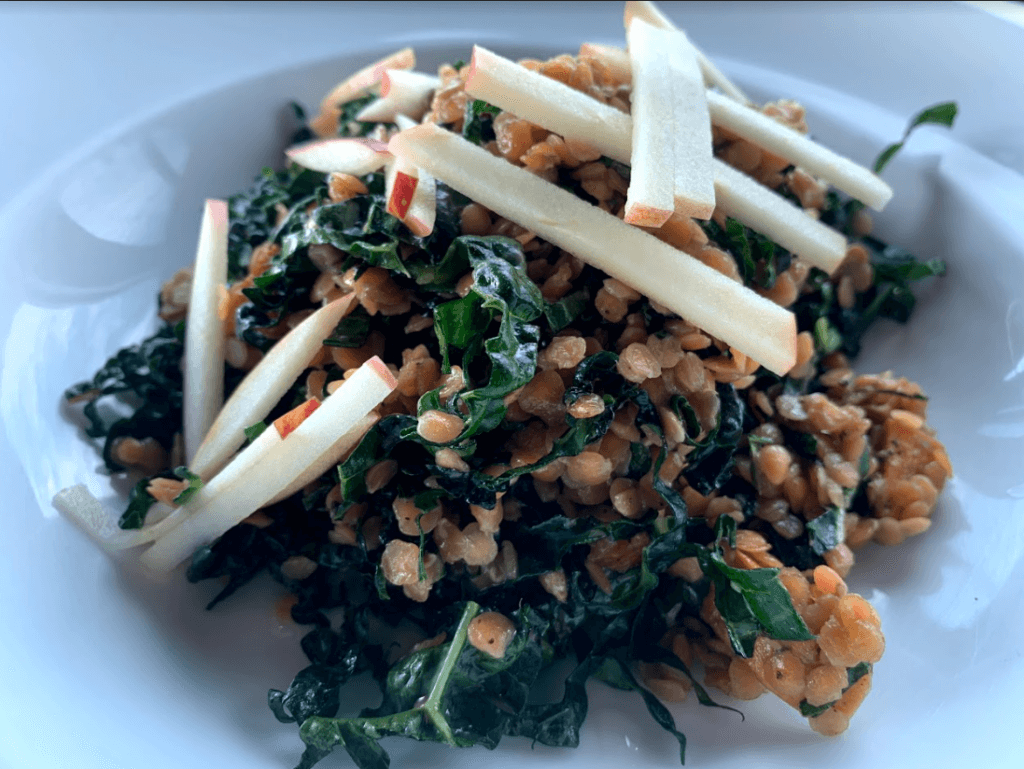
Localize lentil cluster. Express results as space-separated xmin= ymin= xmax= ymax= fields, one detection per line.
xmin=149 ymin=52 xmax=950 ymax=735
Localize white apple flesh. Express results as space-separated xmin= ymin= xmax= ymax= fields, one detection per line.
xmin=286 ymin=137 xmax=392 ymax=176
xmin=356 ymin=69 xmax=439 ymax=123
xmin=624 ymin=19 xmax=676 ymax=227
xmin=389 ymin=124 xmax=797 ymax=375
xmin=624 ymin=0 xmax=752 ymax=105
xmin=463 ymin=46 xmax=846 ymax=274
xmin=706 ymin=90 xmax=893 ymax=211
xmin=141 ymin=357 xmax=397 ymax=573
xmin=190 ymin=293 xmax=357 ymax=480
xmin=184 ymin=199 xmax=228 ymax=465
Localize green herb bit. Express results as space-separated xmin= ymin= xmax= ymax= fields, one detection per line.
xmin=243 ymin=421 xmax=267 ymax=445
xmin=806 ymin=506 xmax=846 ymax=556
xmin=170 ymin=466 xmax=203 ymax=506
xmin=119 ymin=479 xmax=156 ymax=530
xmin=462 ymin=99 xmax=499 ymax=145
xmin=873 ymin=101 xmax=958 ymax=175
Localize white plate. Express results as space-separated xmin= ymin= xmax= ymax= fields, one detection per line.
xmin=2 ymin=4 xmax=1024 ymax=769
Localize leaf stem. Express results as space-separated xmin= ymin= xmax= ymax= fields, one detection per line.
xmin=422 ymin=600 xmax=480 ymax=744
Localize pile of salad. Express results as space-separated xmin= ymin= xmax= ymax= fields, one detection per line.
xmin=57 ymin=3 xmax=955 ymax=768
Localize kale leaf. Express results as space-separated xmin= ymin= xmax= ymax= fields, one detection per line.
xmin=679 ymin=384 xmax=746 ymax=496
xmin=293 ymin=602 xmax=557 ymax=769
xmin=705 ymin=218 xmax=792 ymax=290
xmin=64 ymin=323 xmax=185 ymax=473
xmin=227 ymin=165 xmax=326 ymax=279
xmin=417 ymin=235 xmax=545 ymax=441
xmin=463 ymin=99 xmax=499 ymax=145
xmin=704 ymin=553 xmax=814 ymax=657
xmin=806 ymin=506 xmax=846 ymax=556
xmin=119 ymin=479 xmax=156 ymax=530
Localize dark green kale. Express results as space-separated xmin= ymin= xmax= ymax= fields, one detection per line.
xmin=227 ymin=165 xmax=326 ymax=279
xmin=323 ymin=308 xmax=372 ymax=349
xmin=462 ymin=99 xmax=499 ymax=145
xmin=119 ymin=478 xmax=156 ymax=530
xmin=64 ymin=323 xmax=185 ymax=473
xmin=792 ymin=240 xmax=946 ymax=359
xmin=544 ymin=290 xmax=588 ymax=333
xmin=806 ymin=506 xmax=846 ymax=556
xmin=703 ymin=218 xmax=792 ymax=290
xmin=674 ymin=384 xmax=746 ymax=496
xmin=289 ymin=101 xmax=314 ymax=145
xmin=295 ymin=602 xmax=547 ymax=769
xmin=424 ymin=236 xmax=545 ymax=440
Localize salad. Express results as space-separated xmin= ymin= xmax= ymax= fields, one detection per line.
xmin=56 ymin=2 xmax=956 ymax=767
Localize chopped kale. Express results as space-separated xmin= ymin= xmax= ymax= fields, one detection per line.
xmin=64 ymin=323 xmax=185 ymax=473
xmin=119 ymin=478 xmax=156 ymax=530
xmin=463 ymin=99 xmax=499 ymax=145
xmin=227 ymin=165 xmax=326 ymax=279
xmin=705 ymin=218 xmax=792 ymax=290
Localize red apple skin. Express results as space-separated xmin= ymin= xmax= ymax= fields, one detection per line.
xmin=285 ymin=138 xmax=392 ymax=174
xmin=273 ymin=398 xmax=322 ymax=439
xmin=318 ymin=47 xmax=415 ymax=111
xmin=466 ymin=47 xmax=482 ymax=91
xmin=366 ymin=355 xmax=398 ymax=390
xmin=288 ymin=137 xmax=389 ymax=159
xmin=624 ymin=203 xmax=673 ymax=228
xmin=388 ymin=172 xmax=419 ymax=219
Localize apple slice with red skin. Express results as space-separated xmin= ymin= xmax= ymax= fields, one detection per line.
xmin=286 ymin=137 xmax=391 ymax=175
xmin=141 ymin=357 xmax=397 ymax=573
xmin=310 ymin=47 xmax=417 ymax=135
xmin=402 ymin=169 xmax=436 ymax=237
xmin=384 ymin=155 xmax=436 ymax=236
xmin=273 ymin=397 xmax=322 ymax=440
xmin=386 ymin=162 xmax=419 ymax=220
xmin=318 ymin=47 xmax=415 ymax=113
xmin=356 ymin=69 xmax=439 ymax=123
